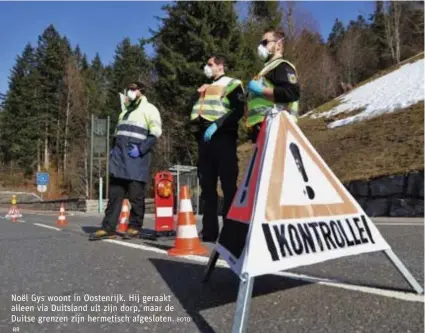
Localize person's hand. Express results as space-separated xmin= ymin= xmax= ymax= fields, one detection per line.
xmin=197 ymin=84 xmax=210 ymax=93
xmin=247 ymin=79 xmax=264 ymax=96
xmin=203 ymin=123 xmax=218 ymax=142
xmin=128 ymin=143 xmax=140 ymax=158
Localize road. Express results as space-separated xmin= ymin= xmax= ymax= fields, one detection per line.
xmin=0 ymin=209 xmax=423 ymax=333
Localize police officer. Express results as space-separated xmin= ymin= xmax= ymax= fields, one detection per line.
xmin=246 ymin=28 xmax=300 ymax=142
xmin=89 ymin=81 xmax=162 ymax=240
xmin=190 ymin=55 xmax=245 ymax=242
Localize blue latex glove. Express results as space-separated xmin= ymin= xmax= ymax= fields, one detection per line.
xmin=204 ymin=123 xmax=218 ymax=142
xmin=247 ymin=79 xmax=264 ymax=96
xmin=128 ymin=143 xmax=141 ymax=158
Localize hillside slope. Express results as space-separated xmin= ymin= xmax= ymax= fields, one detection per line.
xmin=234 ymin=54 xmax=424 ymax=191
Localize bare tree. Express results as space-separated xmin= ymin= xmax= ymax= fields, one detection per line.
xmin=317 ymin=49 xmax=340 ymax=100
xmin=62 ymin=55 xmax=88 ymax=196
xmin=384 ymin=1 xmax=403 ymax=64
xmin=281 ymin=1 xmax=320 ymax=61
xmin=291 ymin=30 xmax=335 ymax=112
xmin=337 ymin=29 xmax=362 ymax=84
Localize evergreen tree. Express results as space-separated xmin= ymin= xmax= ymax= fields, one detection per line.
xmin=248 ymin=1 xmax=282 ymax=28
xmin=85 ymin=53 xmax=108 ymax=118
xmin=34 ymin=25 xmax=72 ymax=171
xmin=241 ymin=1 xmax=284 ymax=81
xmin=370 ymin=1 xmax=388 ymax=69
xmin=0 ymin=44 xmax=40 ymax=173
xmin=327 ymin=18 xmax=345 ymax=57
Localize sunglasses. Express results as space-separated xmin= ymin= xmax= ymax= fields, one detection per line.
xmin=260 ymin=39 xmax=274 ymax=46
xmin=260 ymin=37 xmax=284 ymax=46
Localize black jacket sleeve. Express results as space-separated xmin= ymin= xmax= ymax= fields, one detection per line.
xmin=214 ymin=84 xmax=245 ymax=129
xmin=265 ymin=63 xmax=300 ymax=104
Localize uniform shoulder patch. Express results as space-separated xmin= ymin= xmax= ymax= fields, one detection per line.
xmin=288 ymin=73 xmax=297 ymax=84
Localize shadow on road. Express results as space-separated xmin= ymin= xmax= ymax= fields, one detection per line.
xmin=81 ymin=226 xmax=98 ymax=234
xmin=149 ymin=258 xmax=310 ymax=333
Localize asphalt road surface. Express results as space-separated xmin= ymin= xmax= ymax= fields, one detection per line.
xmin=0 ymin=209 xmax=423 ymax=333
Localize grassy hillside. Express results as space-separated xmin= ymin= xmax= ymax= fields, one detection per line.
xmin=234 ymin=101 xmax=423 ymax=192
xmin=305 ymin=52 xmax=424 ymax=118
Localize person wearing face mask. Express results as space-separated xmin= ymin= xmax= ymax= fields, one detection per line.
xmin=89 ymin=81 xmax=162 ymax=241
xmin=246 ymin=28 xmax=300 ymax=142
xmin=189 ymin=55 xmax=245 ymax=243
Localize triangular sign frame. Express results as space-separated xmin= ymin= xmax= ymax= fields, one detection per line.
xmin=203 ymin=110 xmax=424 ymax=333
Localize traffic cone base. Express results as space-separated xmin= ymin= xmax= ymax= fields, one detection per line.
xmin=6 ymin=206 xmax=22 ymax=221
xmin=168 ymin=187 xmax=208 ymax=257
xmin=56 ymin=204 xmax=68 ymax=227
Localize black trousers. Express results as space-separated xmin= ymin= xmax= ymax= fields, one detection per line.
xmin=197 ymin=132 xmax=239 ymax=238
xmin=101 ymin=176 xmax=146 ymax=232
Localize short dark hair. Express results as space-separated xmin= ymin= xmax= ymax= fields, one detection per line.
xmin=210 ymin=54 xmax=227 ymax=68
xmin=127 ymin=81 xmax=146 ymax=92
xmin=264 ymin=27 xmax=286 ymax=41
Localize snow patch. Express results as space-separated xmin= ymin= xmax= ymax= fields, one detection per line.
xmin=309 ymin=58 xmax=424 ymax=128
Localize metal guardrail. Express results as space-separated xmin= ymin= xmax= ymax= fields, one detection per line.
xmin=0 ymin=197 xmax=87 ymax=212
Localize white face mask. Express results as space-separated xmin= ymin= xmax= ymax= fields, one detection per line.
xmin=127 ymin=90 xmax=138 ymax=101
xmin=257 ymin=44 xmax=271 ymax=62
xmin=204 ymin=65 xmax=213 ymax=79
xmin=258 ymin=38 xmax=284 ymax=62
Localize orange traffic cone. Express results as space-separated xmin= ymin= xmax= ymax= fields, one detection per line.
xmin=168 ymin=186 xmax=208 ymax=256
xmin=56 ymin=203 xmax=68 ymax=227
xmin=116 ymin=199 xmax=130 ymax=233
xmin=5 ymin=195 xmax=22 ymax=221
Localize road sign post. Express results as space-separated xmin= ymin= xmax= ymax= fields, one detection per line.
xmin=36 ymin=172 xmax=49 ymax=200
xmin=90 ymin=114 xmax=94 ymax=199
xmin=99 ymin=177 xmax=103 ymax=213
xmin=89 ymin=115 xmax=109 ymax=201
xmin=106 ymin=116 xmax=110 ymax=201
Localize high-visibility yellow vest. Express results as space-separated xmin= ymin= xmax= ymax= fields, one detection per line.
xmin=115 ymin=95 xmax=162 ymax=139
xmin=191 ymin=76 xmax=243 ymax=122
xmin=246 ymin=58 xmax=299 ymax=127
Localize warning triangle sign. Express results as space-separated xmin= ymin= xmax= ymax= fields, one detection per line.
xmin=216 ymin=111 xmax=391 ymax=278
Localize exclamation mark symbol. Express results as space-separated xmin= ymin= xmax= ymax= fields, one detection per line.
xmin=289 ymin=143 xmax=315 ymax=200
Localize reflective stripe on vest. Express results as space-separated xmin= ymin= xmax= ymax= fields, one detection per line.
xmin=246 ymin=58 xmax=299 ymax=127
xmin=191 ymin=76 xmax=242 ymax=122
xmin=115 ymin=98 xmax=150 ymax=140
xmin=115 ymin=120 xmax=148 ymax=140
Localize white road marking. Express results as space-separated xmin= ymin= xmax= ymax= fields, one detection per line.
xmin=3 ymin=215 xmax=423 ymax=302
xmin=103 ymin=238 xmax=425 ymax=303
xmin=103 ymin=239 xmax=168 ymax=255
xmin=272 ymin=271 xmax=425 ymax=303
xmin=33 ymin=223 xmax=62 ymax=231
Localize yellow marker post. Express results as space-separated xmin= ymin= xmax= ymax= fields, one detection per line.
xmin=11 ymin=195 xmax=16 ymax=205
